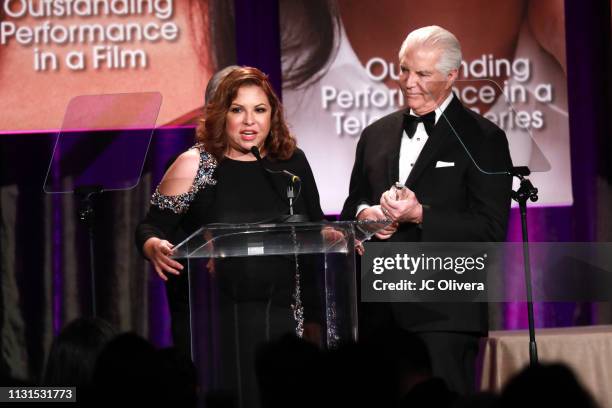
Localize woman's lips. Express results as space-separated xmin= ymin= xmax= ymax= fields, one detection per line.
xmin=240 ymin=130 xmax=257 ymax=141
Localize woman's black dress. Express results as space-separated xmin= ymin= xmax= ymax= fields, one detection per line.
xmin=135 ymin=145 xmax=325 ymax=405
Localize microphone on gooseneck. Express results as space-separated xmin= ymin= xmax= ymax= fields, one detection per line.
xmin=250 ymin=146 xmax=304 ymax=219
xmin=249 ymin=146 xmax=301 ymax=184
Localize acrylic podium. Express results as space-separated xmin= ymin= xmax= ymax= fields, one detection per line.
xmin=172 ymin=220 xmax=387 ymax=408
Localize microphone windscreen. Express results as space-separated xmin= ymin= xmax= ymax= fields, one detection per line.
xmin=250 ymin=146 xmax=261 ymax=160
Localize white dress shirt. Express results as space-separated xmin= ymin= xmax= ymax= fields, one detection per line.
xmin=399 ymin=92 xmax=454 ymax=183
xmin=357 ymin=92 xmax=454 ymax=216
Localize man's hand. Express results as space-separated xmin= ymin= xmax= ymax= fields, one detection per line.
xmin=380 ymin=187 xmax=423 ymax=224
xmin=357 ymin=205 xmax=398 ymax=240
xmin=321 ymin=226 xmax=346 ymax=245
xmin=355 ymin=240 xmax=365 ymax=256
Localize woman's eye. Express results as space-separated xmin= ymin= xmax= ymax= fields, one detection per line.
xmin=230 ymin=107 xmax=242 ymax=113
xmin=256 ymin=107 xmax=268 ymax=113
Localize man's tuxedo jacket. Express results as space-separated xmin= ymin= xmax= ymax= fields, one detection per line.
xmin=341 ymin=95 xmax=513 ymax=333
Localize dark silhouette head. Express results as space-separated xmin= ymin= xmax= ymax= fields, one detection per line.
xmin=255 ymin=334 xmax=322 ymax=408
xmin=43 ymin=317 xmax=116 ymax=387
xmin=93 ymin=333 xmax=163 ymax=405
xmin=501 ymin=363 xmax=598 ymax=408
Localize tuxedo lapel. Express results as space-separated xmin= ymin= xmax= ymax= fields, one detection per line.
xmin=385 ymin=112 xmax=405 ymax=187
xmin=387 ymin=150 xmax=400 ymax=187
xmin=405 ymin=96 xmax=463 ymax=188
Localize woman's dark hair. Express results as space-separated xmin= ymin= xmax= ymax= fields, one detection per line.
xmin=190 ymin=0 xmax=339 ymax=90
xmin=279 ymin=0 xmax=341 ymax=89
xmin=42 ymin=317 xmax=116 ymax=387
xmin=189 ymin=0 xmax=237 ymax=71
xmin=196 ymin=66 xmax=296 ymax=161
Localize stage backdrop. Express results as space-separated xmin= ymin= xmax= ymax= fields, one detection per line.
xmin=0 ymin=0 xmax=238 ymax=130
xmin=281 ymin=0 xmax=572 ymax=213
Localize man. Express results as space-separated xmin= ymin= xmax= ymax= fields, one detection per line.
xmin=340 ymin=26 xmax=513 ymax=394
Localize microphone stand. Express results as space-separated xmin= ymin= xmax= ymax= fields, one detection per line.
xmin=284 ymin=182 xmax=309 ymax=223
xmin=249 ymin=147 xmax=308 ymax=336
xmin=511 ymin=166 xmax=539 ymax=366
xmin=75 ymin=185 xmax=103 ymax=317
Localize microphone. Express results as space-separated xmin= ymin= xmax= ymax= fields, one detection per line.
xmin=250 ymin=145 xmax=263 ymax=160
xmin=250 ymin=146 xmax=301 ymax=183
xmin=250 ymin=146 xmax=306 ymax=220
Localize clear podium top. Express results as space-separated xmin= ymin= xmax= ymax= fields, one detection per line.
xmin=172 ymin=220 xmax=390 ymax=259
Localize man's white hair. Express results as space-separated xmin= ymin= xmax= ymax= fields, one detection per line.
xmin=398 ymin=25 xmax=462 ymax=75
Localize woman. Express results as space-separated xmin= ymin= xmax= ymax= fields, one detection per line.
xmin=135 ymin=66 xmax=324 ymax=405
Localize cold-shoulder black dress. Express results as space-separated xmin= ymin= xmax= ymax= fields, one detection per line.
xmin=135 ymin=144 xmax=325 ymax=405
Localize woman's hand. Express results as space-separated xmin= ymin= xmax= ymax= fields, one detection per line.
xmin=143 ymin=237 xmax=184 ymax=281
xmin=303 ymin=322 xmax=322 ymax=347
xmin=206 ymin=259 xmax=216 ymax=277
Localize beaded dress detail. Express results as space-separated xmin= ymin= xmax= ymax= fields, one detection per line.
xmin=150 ymin=144 xmax=217 ymax=214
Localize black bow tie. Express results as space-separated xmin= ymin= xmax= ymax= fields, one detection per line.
xmin=403 ymin=111 xmax=436 ymax=138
